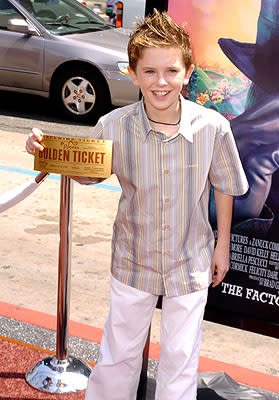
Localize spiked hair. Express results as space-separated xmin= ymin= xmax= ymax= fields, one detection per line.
xmin=128 ymin=9 xmax=193 ymax=71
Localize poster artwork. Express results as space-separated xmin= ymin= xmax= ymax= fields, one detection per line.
xmin=169 ymin=0 xmax=279 ymax=325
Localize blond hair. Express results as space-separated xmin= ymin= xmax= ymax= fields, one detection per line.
xmin=128 ymin=10 xmax=192 ymax=71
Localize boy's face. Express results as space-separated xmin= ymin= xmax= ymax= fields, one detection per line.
xmin=128 ymin=47 xmax=194 ymax=117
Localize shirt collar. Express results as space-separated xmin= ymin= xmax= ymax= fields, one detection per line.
xmin=178 ymin=94 xmax=194 ymax=143
xmin=138 ymin=98 xmax=151 ymax=138
xmin=138 ymin=94 xmax=194 ymax=143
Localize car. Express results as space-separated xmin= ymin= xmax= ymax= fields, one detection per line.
xmin=0 ymin=0 xmax=138 ymax=122
xmin=77 ymin=0 xmax=108 ymax=21
xmin=115 ymin=0 xmax=145 ymax=29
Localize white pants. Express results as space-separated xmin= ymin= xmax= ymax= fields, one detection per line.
xmin=85 ymin=276 xmax=208 ymax=400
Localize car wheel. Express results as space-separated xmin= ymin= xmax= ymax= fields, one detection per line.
xmin=53 ymin=68 xmax=110 ymax=122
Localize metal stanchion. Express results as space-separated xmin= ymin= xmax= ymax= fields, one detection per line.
xmin=26 ymin=176 xmax=91 ymax=393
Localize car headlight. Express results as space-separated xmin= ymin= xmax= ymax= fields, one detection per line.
xmin=117 ymin=62 xmax=129 ymax=75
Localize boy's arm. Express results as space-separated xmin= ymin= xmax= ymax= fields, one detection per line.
xmin=69 ymin=176 xmax=105 ymax=185
xmin=211 ymin=189 xmax=233 ymax=287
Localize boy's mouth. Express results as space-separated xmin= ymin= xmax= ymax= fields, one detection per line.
xmin=152 ymin=90 xmax=170 ymax=97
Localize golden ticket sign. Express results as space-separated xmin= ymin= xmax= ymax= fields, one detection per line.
xmin=34 ymin=135 xmax=112 ymax=178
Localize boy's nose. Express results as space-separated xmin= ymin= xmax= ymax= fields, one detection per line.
xmin=157 ymin=75 xmax=168 ymax=85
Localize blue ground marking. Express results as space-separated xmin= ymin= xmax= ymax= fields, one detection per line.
xmin=0 ymin=164 xmax=122 ymax=192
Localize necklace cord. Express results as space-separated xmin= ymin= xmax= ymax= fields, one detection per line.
xmin=147 ymin=116 xmax=181 ymax=126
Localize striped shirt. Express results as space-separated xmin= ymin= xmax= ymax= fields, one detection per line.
xmin=89 ymin=95 xmax=248 ymax=297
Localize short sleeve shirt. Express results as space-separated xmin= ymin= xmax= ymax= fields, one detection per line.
xmin=89 ymin=96 xmax=248 ymax=297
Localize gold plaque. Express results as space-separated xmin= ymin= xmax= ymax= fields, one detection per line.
xmin=34 ymin=135 xmax=112 ymax=178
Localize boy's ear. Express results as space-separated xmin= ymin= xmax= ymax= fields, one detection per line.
xmin=128 ymin=66 xmax=140 ymax=87
xmin=184 ymin=64 xmax=195 ymax=85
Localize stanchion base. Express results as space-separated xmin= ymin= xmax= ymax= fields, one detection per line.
xmin=25 ymin=355 xmax=92 ymax=394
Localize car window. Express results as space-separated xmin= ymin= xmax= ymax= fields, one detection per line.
xmin=0 ymin=0 xmax=24 ymax=30
xmin=16 ymin=0 xmax=113 ymax=35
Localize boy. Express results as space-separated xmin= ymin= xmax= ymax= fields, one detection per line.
xmin=26 ymin=10 xmax=248 ymax=400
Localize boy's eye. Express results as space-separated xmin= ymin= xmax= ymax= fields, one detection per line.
xmin=169 ymin=69 xmax=177 ymax=73
xmin=145 ymin=70 xmax=154 ymax=74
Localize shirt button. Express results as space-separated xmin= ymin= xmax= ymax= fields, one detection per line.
xmin=164 ymin=251 xmax=169 ymax=255
xmin=165 ymin=198 xmax=170 ymax=203
xmin=164 ymin=170 xmax=169 ymax=174
xmin=164 ymin=225 xmax=170 ymax=230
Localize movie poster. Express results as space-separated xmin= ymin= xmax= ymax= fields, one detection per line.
xmin=168 ymin=0 xmax=279 ymax=326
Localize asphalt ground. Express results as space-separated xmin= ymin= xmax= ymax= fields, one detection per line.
xmin=0 ymin=129 xmax=278 ymax=394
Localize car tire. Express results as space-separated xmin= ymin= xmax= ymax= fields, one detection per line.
xmin=53 ymin=67 xmax=111 ymax=122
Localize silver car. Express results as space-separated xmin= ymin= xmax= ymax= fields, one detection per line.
xmin=77 ymin=0 xmax=107 ymax=17
xmin=0 ymin=0 xmax=138 ymax=121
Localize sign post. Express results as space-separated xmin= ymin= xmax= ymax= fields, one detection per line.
xmin=26 ymin=136 xmax=112 ymax=393
xmin=25 ymin=176 xmax=91 ymax=393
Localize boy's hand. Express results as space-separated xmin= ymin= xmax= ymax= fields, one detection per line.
xmin=69 ymin=176 xmax=103 ymax=185
xmin=26 ymin=128 xmax=45 ymax=155
xmin=211 ymin=243 xmax=230 ymax=287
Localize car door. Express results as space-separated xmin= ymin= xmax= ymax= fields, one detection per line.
xmin=0 ymin=0 xmax=44 ymax=91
